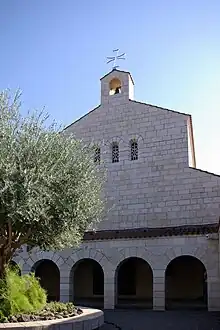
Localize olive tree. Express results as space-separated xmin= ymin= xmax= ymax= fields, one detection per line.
xmin=0 ymin=90 xmax=104 ymax=276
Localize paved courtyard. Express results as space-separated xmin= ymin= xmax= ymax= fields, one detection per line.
xmin=101 ymin=310 xmax=220 ymax=330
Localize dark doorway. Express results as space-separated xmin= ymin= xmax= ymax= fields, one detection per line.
xmin=116 ymin=257 xmax=153 ymax=309
xmin=71 ymin=259 xmax=104 ymax=308
xmin=165 ymin=255 xmax=208 ymax=310
xmin=33 ymin=259 xmax=60 ymax=302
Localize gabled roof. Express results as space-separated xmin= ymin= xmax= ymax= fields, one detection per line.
xmin=63 ymin=99 xmax=190 ymax=132
xmin=130 ymin=99 xmax=191 ymax=117
xmin=100 ymin=68 xmax=135 ymax=85
xmin=189 ymin=167 xmax=220 ymax=178
xmin=63 ymin=105 xmax=101 ymax=131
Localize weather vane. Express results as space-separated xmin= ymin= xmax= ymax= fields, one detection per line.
xmin=106 ymin=49 xmax=126 ymax=70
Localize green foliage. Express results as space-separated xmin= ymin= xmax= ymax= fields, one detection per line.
xmin=0 ymin=267 xmax=46 ymax=318
xmin=0 ymin=90 xmax=105 ymax=255
xmin=24 ymin=273 xmax=47 ymax=311
xmin=44 ymin=301 xmax=75 ymax=314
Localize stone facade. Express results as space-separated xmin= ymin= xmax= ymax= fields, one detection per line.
xmin=15 ymin=69 xmax=220 ymax=311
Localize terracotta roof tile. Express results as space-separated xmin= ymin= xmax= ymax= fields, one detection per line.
xmin=83 ymin=223 xmax=219 ymax=241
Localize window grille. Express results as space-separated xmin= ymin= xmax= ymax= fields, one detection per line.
xmin=94 ymin=146 xmax=101 ymax=164
xmin=112 ymin=142 xmax=119 ymax=163
xmin=130 ymin=140 xmax=138 ymax=161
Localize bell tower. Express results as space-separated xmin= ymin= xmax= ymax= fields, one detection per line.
xmin=100 ymin=69 xmax=134 ymax=104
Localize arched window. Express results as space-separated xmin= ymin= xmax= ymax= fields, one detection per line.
xmin=109 ymin=78 xmax=122 ymax=95
xmin=130 ymin=139 xmax=138 ymax=161
xmin=94 ymin=146 xmax=101 ymax=164
xmin=112 ymin=142 xmax=119 ymax=163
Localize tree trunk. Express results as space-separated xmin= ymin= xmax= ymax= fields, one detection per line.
xmin=0 ymin=248 xmax=11 ymax=278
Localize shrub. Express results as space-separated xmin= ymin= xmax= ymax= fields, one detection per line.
xmin=44 ymin=301 xmax=75 ymax=314
xmin=0 ymin=266 xmax=46 ymax=318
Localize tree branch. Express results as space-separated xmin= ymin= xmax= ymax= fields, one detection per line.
xmin=7 ymin=220 xmax=12 ymax=246
xmin=11 ymin=228 xmax=32 ymax=249
xmin=0 ymin=237 xmax=7 ymax=246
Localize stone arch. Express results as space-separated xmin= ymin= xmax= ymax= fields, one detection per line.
xmin=68 ymin=248 xmax=109 ymax=270
xmin=88 ymin=139 xmax=105 ymax=148
xmin=66 ymin=248 xmax=109 ymax=306
xmin=70 ymin=258 xmax=104 ymax=308
xmin=115 ymin=255 xmax=153 ymax=309
xmin=128 ymin=134 xmax=144 ymax=143
xmin=25 ymin=251 xmax=63 ymax=270
xmin=164 ymin=245 xmax=209 ymax=275
xmin=32 ymin=259 xmax=60 ymax=302
xmin=165 ymin=255 xmax=208 ymax=310
xmin=111 ymin=247 xmax=154 ymax=272
xmin=105 ymin=136 xmax=124 ymax=151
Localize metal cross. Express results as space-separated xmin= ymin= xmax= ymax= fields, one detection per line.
xmin=106 ymin=49 xmax=126 ymax=70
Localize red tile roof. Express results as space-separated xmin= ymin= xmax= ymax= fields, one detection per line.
xmin=83 ymin=223 xmax=219 ymax=241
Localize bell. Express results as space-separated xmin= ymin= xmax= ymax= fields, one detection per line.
xmin=114 ymin=87 xmax=120 ymax=94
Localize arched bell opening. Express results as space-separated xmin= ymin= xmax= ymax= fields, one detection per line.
xmin=109 ymin=78 xmax=122 ymax=95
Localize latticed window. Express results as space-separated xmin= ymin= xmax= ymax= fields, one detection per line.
xmin=94 ymin=146 xmax=101 ymax=164
xmin=130 ymin=140 xmax=138 ymax=161
xmin=112 ymin=142 xmax=119 ymax=163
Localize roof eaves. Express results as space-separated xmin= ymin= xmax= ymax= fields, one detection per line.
xmin=63 ymin=104 xmax=101 ymax=131
xmin=83 ymin=223 xmax=219 ymax=241
xmin=189 ymin=167 xmax=220 ymax=178
xmin=100 ymin=69 xmax=135 ymax=85
xmin=129 ymin=99 xmax=191 ymax=117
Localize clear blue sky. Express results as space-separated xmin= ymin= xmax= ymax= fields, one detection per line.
xmin=0 ymin=0 xmax=220 ymax=174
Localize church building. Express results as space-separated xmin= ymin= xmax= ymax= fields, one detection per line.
xmin=15 ymin=68 xmax=220 ymax=311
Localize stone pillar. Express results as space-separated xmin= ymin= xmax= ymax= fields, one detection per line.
xmin=104 ymin=270 xmax=115 ymax=309
xmin=153 ymin=271 xmax=165 ymax=311
xmin=59 ymin=265 xmax=71 ymax=303
xmin=208 ymin=276 xmax=220 ymax=311
xmin=21 ymin=262 xmax=32 ymax=275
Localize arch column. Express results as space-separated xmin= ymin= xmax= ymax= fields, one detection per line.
xmin=206 ymin=249 xmax=220 ymax=311
xmin=153 ymin=269 xmax=165 ymax=310
xmin=21 ymin=263 xmax=32 ymax=275
xmin=207 ymin=276 xmax=220 ymax=311
xmin=104 ymin=269 xmax=115 ymax=309
xmin=60 ymin=265 xmax=71 ymax=303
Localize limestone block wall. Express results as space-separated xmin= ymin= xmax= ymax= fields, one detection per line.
xmin=13 ymin=70 xmax=220 ymax=312
xmin=65 ymin=96 xmax=220 ymax=230
xmin=14 ymin=235 xmax=220 ymax=311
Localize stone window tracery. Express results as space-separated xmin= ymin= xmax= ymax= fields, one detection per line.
xmin=112 ymin=142 xmax=119 ymax=163
xmin=94 ymin=146 xmax=101 ymax=164
xmin=130 ymin=139 xmax=138 ymax=161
